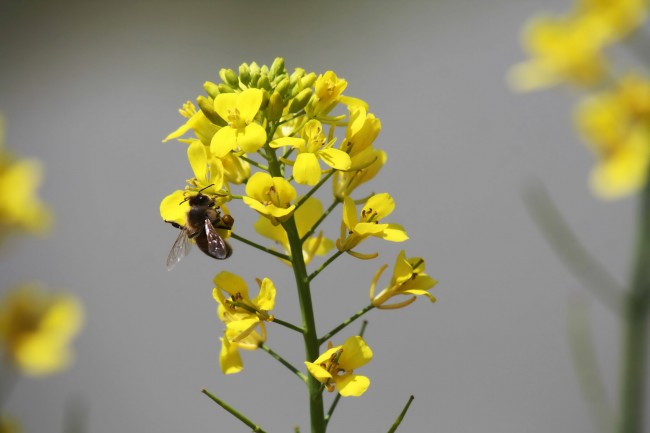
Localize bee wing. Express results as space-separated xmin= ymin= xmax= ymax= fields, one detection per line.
xmin=205 ymin=218 xmax=231 ymax=260
xmin=166 ymin=228 xmax=192 ymax=270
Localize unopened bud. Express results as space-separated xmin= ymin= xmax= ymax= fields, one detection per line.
xmin=269 ymin=57 xmax=285 ymax=81
xmin=217 ymin=83 xmax=235 ymax=93
xmin=197 ymin=95 xmax=226 ymax=126
xmin=249 ymin=62 xmax=261 ymax=87
xmin=267 ymin=92 xmax=284 ymax=121
xmin=239 ymin=63 xmax=251 ymax=85
xmin=220 ymin=68 xmax=240 ymax=88
xmin=204 ymin=81 xmax=220 ymax=99
xmin=274 ymin=77 xmax=290 ymax=97
xmin=257 ymin=75 xmax=272 ymax=91
xmin=301 ymin=73 xmax=317 ymax=89
xmin=288 ymin=88 xmax=313 ymax=113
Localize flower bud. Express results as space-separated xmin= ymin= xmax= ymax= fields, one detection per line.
xmin=204 ymin=81 xmax=220 ymax=99
xmin=290 ymin=68 xmax=306 ymax=88
xmin=274 ymin=77 xmax=290 ymax=97
xmin=197 ymin=95 xmax=226 ymax=126
xmin=301 ymin=72 xmax=317 ymax=89
xmin=257 ymin=74 xmax=272 ymax=91
xmin=288 ymin=88 xmax=313 ymax=113
xmin=267 ymin=92 xmax=284 ymax=121
xmin=238 ymin=63 xmax=251 ymax=85
xmin=217 ymin=83 xmax=235 ymax=93
xmin=249 ymin=62 xmax=261 ymax=87
xmin=268 ymin=57 xmax=285 ymax=81
xmin=220 ymin=68 xmax=240 ymax=88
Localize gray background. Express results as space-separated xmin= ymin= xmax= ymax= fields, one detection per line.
xmin=0 ymin=0 xmax=644 ymax=432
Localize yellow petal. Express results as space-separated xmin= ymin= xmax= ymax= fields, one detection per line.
xmin=270 ymin=137 xmax=305 ymax=149
xmin=220 ymin=337 xmax=243 ymax=374
xmin=336 ymin=373 xmax=370 ymax=397
xmin=342 ymin=196 xmax=358 ymax=229
xmin=294 ymin=153 xmax=322 ymax=185
xmin=187 ymin=140 xmax=208 ymax=181
xmin=236 ymin=88 xmax=264 ymax=121
xmin=380 ymin=223 xmax=409 ymax=242
xmin=239 ymin=123 xmax=267 ymax=154
xmin=339 ymin=336 xmax=372 ymax=370
xmin=160 ymin=190 xmax=189 ymax=226
xmin=319 ymin=148 xmax=351 ymax=170
xmin=210 ymin=127 xmax=237 ymax=158
xmin=214 ymin=271 xmax=250 ymax=300
xmin=364 ymin=193 xmax=395 ymax=219
xmin=305 ymin=362 xmax=332 ymax=383
xmin=213 ymin=93 xmax=238 ymax=122
xmin=253 ymin=278 xmax=276 ymax=311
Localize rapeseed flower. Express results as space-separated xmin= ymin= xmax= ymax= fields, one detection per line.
xmin=243 ymin=172 xmax=296 ymax=225
xmin=370 ymin=250 xmax=438 ymax=309
xmin=0 ymin=285 xmax=83 ymax=377
xmin=305 ymin=336 xmax=372 ymax=397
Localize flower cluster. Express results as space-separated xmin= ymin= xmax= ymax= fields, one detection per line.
xmin=159 ymin=58 xmax=437 ymax=418
xmin=510 ymin=0 xmax=650 ymax=199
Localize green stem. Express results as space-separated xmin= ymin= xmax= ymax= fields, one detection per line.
xmin=386 ymin=395 xmax=415 ymax=433
xmin=301 ymin=199 xmax=341 ymax=244
xmin=230 ymin=232 xmax=290 ymax=261
xmin=319 ymin=305 xmax=374 ymax=346
xmin=271 ymin=316 xmax=305 ymax=334
xmin=309 ymin=250 xmax=344 ymax=283
xmin=239 ymin=155 xmax=269 ymax=172
xmin=266 ymin=136 xmax=325 ymax=433
xmin=260 ymin=344 xmax=308 ymax=382
xmin=619 ymin=179 xmax=650 ymax=433
xmin=202 ymin=389 xmax=268 ymax=433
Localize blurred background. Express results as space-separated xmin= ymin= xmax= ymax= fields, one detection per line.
xmin=0 ymin=0 xmax=643 ymax=432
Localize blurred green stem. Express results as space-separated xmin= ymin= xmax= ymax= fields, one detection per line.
xmin=619 ymin=179 xmax=650 ymax=433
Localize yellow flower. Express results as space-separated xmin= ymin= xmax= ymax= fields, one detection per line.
xmin=509 ymin=13 xmax=608 ymax=90
xmin=305 ymin=336 xmax=372 ymax=397
xmin=213 ymin=271 xmax=276 ymax=342
xmin=242 ymin=172 xmax=296 ymax=225
xmin=162 ymin=101 xmax=220 ymax=146
xmin=307 ymin=71 xmax=348 ymax=116
xmin=270 ymin=120 xmax=351 ymax=185
xmin=254 ymin=196 xmax=334 ymax=264
xmin=0 ymin=285 xmax=83 ymax=377
xmin=213 ymin=271 xmax=274 ymax=375
xmin=342 ymin=105 xmax=381 ymax=158
xmin=0 ymin=118 xmax=51 ymax=239
xmin=333 ymin=148 xmax=386 ymax=200
xmin=337 ymin=193 xmax=408 ymax=259
xmin=210 ymin=89 xmax=267 ymax=157
xmin=576 ymin=73 xmax=650 ymax=198
xmin=370 ymin=250 xmax=438 ymax=309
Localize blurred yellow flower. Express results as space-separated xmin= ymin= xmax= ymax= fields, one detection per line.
xmin=0 ymin=415 xmax=21 ymax=433
xmin=305 ymin=336 xmax=372 ymax=397
xmin=370 ymin=250 xmax=438 ymax=309
xmin=0 ymin=118 xmax=51 ymax=240
xmin=509 ymin=13 xmax=608 ymax=90
xmin=576 ymin=73 xmax=650 ymax=198
xmin=0 ymin=285 xmax=83 ymax=377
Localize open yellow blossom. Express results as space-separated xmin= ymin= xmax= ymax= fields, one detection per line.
xmin=270 ymin=120 xmax=351 ymax=185
xmin=370 ymin=250 xmax=438 ymax=309
xmin=254 ymin=196 xmax=334 ymax=264
xmin=307 ymin=71 xmax=348 ymax=116
xmin=509 ymin=13 xmax=609 ymax=90
xmin=337 ymin=193 xmax=408 ymax=259
xmin=0 ymin=118 xmax=51 ymax=239
xmin=0 ymin=285 xmax=83 ymax=377
xmin=243 ymin=172 xmax=296 ymax=225
xmin=162 ymin=101 xmax=220 ymax=146
xmin=210 ymin=88 xmax=267 ymax=157
xmin=576 ymin=73 xmax=650 ymax=198
xmin=305 ymin=336 xmax=372 ymax=397
xmin=213 ymin=271 xmax=275 ymax=342
xmin=342 ymin=105 xmax=381 ymax=158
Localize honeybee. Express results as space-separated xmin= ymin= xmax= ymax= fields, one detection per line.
xmin=165 ymin=187 xmax=234 ymax=270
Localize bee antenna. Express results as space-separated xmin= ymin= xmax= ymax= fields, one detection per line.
xmin=178 ymin=184 xmax=216 ymax=205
